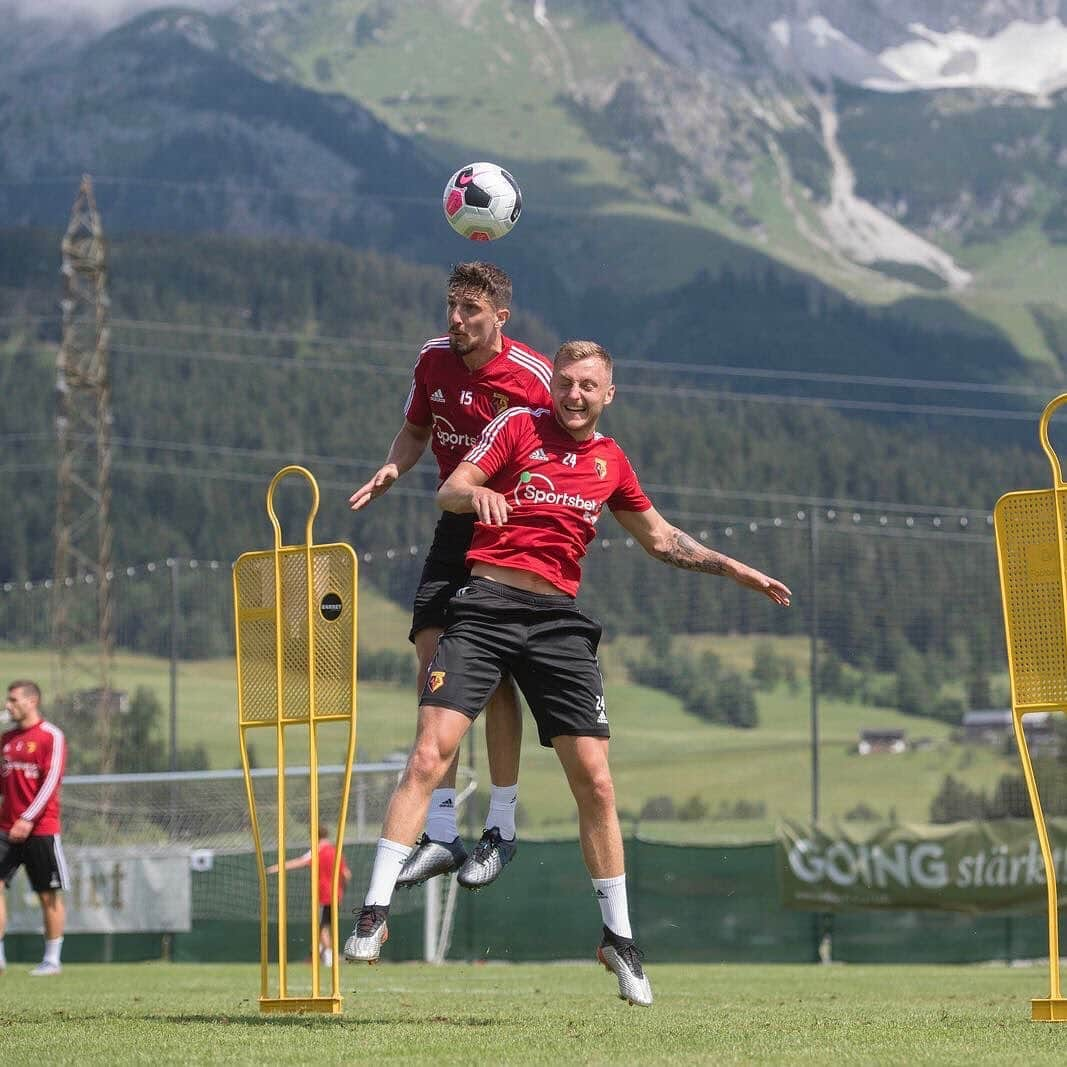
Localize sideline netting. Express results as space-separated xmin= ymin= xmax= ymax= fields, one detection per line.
xmin=60 ymin=765 xmax=414 ymax=923
xmin=58 ymin=762 xmax=474 ymax=959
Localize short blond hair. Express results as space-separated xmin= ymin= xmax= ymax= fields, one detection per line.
xmin=554 ymin=340 xmax=613 ymax=374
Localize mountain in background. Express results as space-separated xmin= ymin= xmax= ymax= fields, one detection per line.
xmin=2 ymin=0 xmax=1067 ymax=384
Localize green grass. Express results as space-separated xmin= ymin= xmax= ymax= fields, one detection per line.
xmin=2 ymin=961 xmax=1066 ymax=1063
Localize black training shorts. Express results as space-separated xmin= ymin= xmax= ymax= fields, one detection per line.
xmin=0 ymin=832 xmax=69 ymax=894
xmin=420 ymin=577 xmax=609 ymax=747
xmin=408 ymin=512 xmax=477 ymax=642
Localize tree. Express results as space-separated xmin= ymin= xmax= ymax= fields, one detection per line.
xmin=896 ymin=646 xmax=937 ymax=717
xmin=751 ymin=640 xmax=785 ymax=691
xmin=714 ymin=671 xmax=759 ymax=729
xmin=929 ymin=774 xmax=986 ymax=823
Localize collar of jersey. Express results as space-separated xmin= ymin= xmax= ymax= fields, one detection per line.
xmin=456 ymin=335 xmax=511 ymax=377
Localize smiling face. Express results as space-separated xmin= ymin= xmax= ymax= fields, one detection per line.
xmin=551 ymin=352 xmax=615 ymax=440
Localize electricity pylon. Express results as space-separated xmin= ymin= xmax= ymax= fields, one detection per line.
xmin=52 ymin=174 xmax=117 ymax=771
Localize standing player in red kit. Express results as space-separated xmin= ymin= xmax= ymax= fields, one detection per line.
xmin=345 ymin=341 xmax=791 ymax=1006
xmin=347 ymin=262 xmax=551 ymax=893
xmin=0 ymin=680 xmax=68 ymax=977
xmin=266 ymin=826 xmax=351 ymax=966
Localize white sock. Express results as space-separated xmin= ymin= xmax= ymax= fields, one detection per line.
xmin=592 ymin=875 xmax=632 ymax=939
xmin=0 ymin=937 xmax=6 ymax=967
xmin=424 ymin=789 xmax=459 ymax=841
xmin=363 ymin=838 xmax=412 ymax=907
xmin=321 ymin=947 xmax=333 ymax=966
xmin=485 ymin=784 xmax=518 ymax=840
xmin=43 ymin=937 xmax=63 ymax=967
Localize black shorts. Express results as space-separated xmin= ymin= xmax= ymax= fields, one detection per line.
xmin=408 ymin=512 xmax=477 ymax=642
xmin=320 ymin=903 xmax=332 ymax=928
xmin=0 ymin=832 xmax=69 ymax=894
xmin=420 ymin=577 xmax=609 ymax=748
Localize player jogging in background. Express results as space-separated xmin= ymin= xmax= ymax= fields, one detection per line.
xmin=345 ymin=341 xmax=791 ymax=1007
xmin=266 ymin=826 xmax=351 ymax=966
xmin=348 ymin=262 xmax=551 ymax=892
xmin=0 ymin=680 xmax=68 ymax=977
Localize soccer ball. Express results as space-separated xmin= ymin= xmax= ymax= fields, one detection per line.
xmin=442 ymin=162 xmax=522 ymax=241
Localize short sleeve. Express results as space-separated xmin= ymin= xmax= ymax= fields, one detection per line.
xmin=463 ymin=409 xmax=527 ymax=480
xmin=608 ymin=450 xmax=653 ymax=513
xmin=404 ymin=352 xmax=431 ymax=428
xmin=527 ymin=378 xmax=552 ymax=409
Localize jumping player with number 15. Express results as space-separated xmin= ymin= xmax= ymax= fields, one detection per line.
xmin=347 ymin=262 xmax=551 ymax=895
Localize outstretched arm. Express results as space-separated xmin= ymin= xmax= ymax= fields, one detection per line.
xmin=266 ymin=851 xmax=314 ymax=875
xmin=349 ymin=421 xmax=432 ymax=511
xmin=613 ymin=506 xmax=791 ymax=606
xmin=438 ymin=461 xmax=512 ymax=525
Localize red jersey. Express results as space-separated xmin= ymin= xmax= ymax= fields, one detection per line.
xmin=0 ymin=719 xmax=66 ymax=836
xmin=300 ymin=839 xmax=351 ymax=905
xmin=404 ymin=335 xmax=552 ymax=483
xmin=463 ymin=407 xmax=652 ymax=596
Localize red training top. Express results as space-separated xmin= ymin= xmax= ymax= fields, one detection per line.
xmin=404 ymin=335 xmax=552 ymax=483
xmin=0 ymin=720 xmax=66 ymax=836
xmin=462 ymin=406 xmax=652 ymax=596
xmin=298 ymin=839 xmax=351 ymax=905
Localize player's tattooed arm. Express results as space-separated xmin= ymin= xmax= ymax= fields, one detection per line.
xmin=613 ymin=505 xmax=792 ymax=606
xmin=654 ymin=529 xmax=727 ymax=574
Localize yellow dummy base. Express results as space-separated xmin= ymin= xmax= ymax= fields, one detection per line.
xmin=260 ymin=995 xmax=343 ymax=1015
xmin=1032 ymin=997 xmax=1067 ymax=1022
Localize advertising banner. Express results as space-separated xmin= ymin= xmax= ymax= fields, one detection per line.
xmin=777 ymin=818 xmax=1067 ymax=912
xmin=6 ymin=847 xmax=191 ymax=933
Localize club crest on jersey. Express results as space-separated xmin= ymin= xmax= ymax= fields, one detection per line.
xmin=492 ymin=391 xmax=509 ymax=414
xmin=594 ymin=457 xmax=607 ymax=479
xmin=528 ymin=448 xmax=549 ymax=461
xmin=428 ymin=670 xmax=446 ymax=693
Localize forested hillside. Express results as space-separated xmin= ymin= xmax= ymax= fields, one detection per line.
xmin=0 ymin=227 xmax=1052 ymax=678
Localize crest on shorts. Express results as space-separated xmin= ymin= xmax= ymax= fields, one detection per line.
xmin=492 ymin=392 xmax=509 ymax=414
xmin=428 ymin=670 xmax=446 ymax=693
xmin=594 ymin=457 xmax=608 ymax=479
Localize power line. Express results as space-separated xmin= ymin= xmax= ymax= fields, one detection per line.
xmin=4 ymin=454 xmax=998 ymax=529
xmin=116 ymin=459 xmax=437 ymax=500
xmin=0 ymin=431 xmax=436 ymax=484
xmin=0 ymin=173 xmax=595 ymax=217
xmin=112 ymin=318 xmax=414 ymax=353
xmin=7 ymin=313 xmax=1058 ymax=400
xmin=97 ymin=341 xmax=1049 ymax=421
xmin=106 ymin=318 xmax=1062 ymax=399
xmin=627 ymin=383 xmax=1039 ymax=420
xmin=0 ymin=501 xmax=994 ymax=590
xmin=0 ymin=435 xmax=1001 ymax=518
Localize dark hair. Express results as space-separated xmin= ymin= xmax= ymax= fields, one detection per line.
xmin=448 ymin=262 xmax=512 ymax=311
xmin=554 ymin=340 xmax=613 ymax=374
xmin=8 ymin=679 xmax=41 ymax=703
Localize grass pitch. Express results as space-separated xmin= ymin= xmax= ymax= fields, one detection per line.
xmin=3 ymin=961 xmax=1066 ymax=1064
